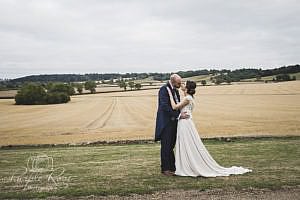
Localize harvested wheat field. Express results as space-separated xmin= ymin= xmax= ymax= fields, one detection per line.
xmin=0 ymin=90 xmax=17 ymax=98
xmin=0 ymin=81 xmax=299 ymax=146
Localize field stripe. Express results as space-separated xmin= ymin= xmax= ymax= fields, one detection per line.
xmin=85 ymin=97 xmax=117 ymax=129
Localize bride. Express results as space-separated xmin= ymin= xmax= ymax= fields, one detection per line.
xmin=166 ymin=80 xmax=252 ymax=177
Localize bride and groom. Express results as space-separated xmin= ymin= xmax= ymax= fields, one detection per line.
xmin=155 ymin=74 xmax=252 ymax=177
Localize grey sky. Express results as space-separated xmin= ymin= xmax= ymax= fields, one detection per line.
xmin=0 ymin=0 xmax=299 ymax=79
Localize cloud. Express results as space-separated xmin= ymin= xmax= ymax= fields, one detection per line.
xmin=0 ymin=0 xmax=299 ymax=78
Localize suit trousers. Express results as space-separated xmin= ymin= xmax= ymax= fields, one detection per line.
xmin=160 ymin=121 xmax=177 ymax=172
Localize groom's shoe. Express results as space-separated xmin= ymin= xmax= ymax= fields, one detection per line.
xmin=170 ymin=171 xmax=177 ymax=176
xmin=162 ymin=170 xmax=175 ymax=176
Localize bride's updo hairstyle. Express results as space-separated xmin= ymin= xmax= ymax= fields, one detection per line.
xmin=186 ymin=80 xmax=196 ymax=97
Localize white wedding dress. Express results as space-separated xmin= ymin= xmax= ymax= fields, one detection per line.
xmin=175 ymin=95 xmax=252 ymax=177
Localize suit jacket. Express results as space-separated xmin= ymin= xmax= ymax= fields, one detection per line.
xmin=154 ymin=82 xmax=181 ymax=141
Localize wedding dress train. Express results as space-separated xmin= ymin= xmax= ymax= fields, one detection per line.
xmin=175 ymin=95 xmax=252 ymax=177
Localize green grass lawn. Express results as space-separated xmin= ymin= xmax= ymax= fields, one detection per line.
xmin=0 ymin=137 xmax=299 ymax=199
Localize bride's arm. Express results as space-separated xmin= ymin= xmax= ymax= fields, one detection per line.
xmin=166 ymin=87 xmax=189 ymax=110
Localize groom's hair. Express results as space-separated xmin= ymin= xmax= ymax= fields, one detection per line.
xmin=170 ymin=74 xmax=181 ymax=84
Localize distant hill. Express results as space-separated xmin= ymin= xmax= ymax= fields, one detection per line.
xmin=1 ymin=64 xmax=299 ymax=90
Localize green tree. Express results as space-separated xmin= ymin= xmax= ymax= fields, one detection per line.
xmin=46 ymin=92 xmax=70 ymax=104
xmin=134 ymin=83 xmax=142 ymax=90
xmin=201 ymin=80 xmax=207 ymax=86
xmin=47 ymin=83 xmax=75 ymax=95
xmin=119 ymin=81 xmax=128 ymax=91
xmin=15 ymin=83 xmax=47 ymax=105
xmin=275 ymin=74 xmax=291 ymax=82
xmin=128 ymin=81 xmax=135 ymax=90
xmin=84 ymin=81 xmax=97 ymax=93
xmin=225 ymin=77 xmax=232 ymax=84
xmin=215 ymin=78 xmax=223 ymax=85
xmin=76 ymin=83 xmax=83 ymax=94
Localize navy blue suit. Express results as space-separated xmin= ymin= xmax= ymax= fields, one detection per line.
xmin=155 ymin=82 xmax=180 ymax=172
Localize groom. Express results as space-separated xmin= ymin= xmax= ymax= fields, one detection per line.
xmin=155 ymin=74 xmax=189 ymax=176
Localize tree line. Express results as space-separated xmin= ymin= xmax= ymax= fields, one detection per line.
xmin=14 ymin=65 xmax=300 ymax=83
xmin=118 ymin=80 xmax=142 ymax=91
xmin=1 ymin=64 xmax=299 ymax=91
xmin=211 ymin=65 xmax=299 ymax=84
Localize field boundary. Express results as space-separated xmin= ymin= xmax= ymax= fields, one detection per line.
xmin=1 ymin=135 xmax=299 ymax=149
xmin=0 ymin=87 xmax=161 ymax=99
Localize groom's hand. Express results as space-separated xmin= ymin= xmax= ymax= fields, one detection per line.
xmin=180 ymin=112 xmax=190 ymax=119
